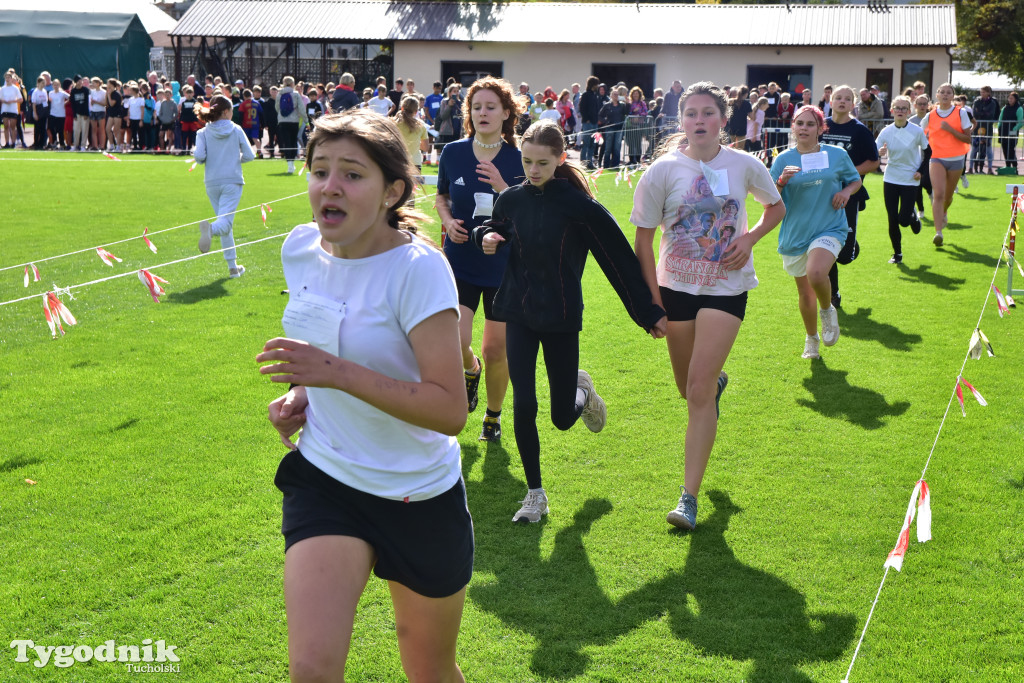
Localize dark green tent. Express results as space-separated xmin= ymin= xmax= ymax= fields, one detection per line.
xmin=0 ymin=10 xmax=153 ymax=81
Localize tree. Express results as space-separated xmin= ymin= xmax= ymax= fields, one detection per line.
xmin=953 ymin=0 xmax=1024 ymax=82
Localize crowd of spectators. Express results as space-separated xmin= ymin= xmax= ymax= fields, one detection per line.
xmin=3 ymin=66 xmax=1022 ymax=173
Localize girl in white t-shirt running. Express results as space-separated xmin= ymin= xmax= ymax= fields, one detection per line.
xmin=876 ymin=95 xmax=929 ymax=264
xmin=631 ymin=82 xmax=785 ymax=531
xmin=257 ymin=110 xmax=471 ymax=683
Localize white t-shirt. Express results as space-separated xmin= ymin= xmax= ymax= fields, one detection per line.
xmin=281 ymin=223 xmax=461 ymax=501
xmin=126 ymin=96 xmax=145 ymax=120
xmin=746 ymin=108 xmax=765 ymax=140
xmin=48 ymin=89 xmax=68 ymax=117
xmin=630 ymin=146 xmax=781 ymax=296
xmin=31 ymin=87 xmax=49 ymax=108
xmin=876 ymin=122 xmax=929 ymax=186
xmin=89 ymin=88 xmax=107 ymax=113
xmin=0 ymin=84 xmax=20 ymax=114
xmin=539 ymin=108 xmax=561 ymax=122
xmin=367 ymin=96 xmax=392 ymax=116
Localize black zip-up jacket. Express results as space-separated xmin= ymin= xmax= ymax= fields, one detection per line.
xmin=472 ymin=178 xmax=665 ymax=333
xmin=579 ymin=89 xmax=603 ymax=125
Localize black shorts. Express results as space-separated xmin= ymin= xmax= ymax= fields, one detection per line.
xmin=456 ymin=278 xmax=499 ymax=320
xmin=659 ymin=287 xmax=748 ymax=322
xmin=47 ymin=116 xmax=65 ymax=132
xmin=274 ymin=449 xmax=474 ymax=599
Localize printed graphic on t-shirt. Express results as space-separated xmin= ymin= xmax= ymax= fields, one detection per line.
xmin=662 ymin=174 xmax=739 ymax=287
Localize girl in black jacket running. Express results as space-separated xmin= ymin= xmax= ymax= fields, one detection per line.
xmin=472 ymin=121 xmax=667 ymax=524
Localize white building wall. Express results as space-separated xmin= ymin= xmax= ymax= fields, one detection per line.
xmin=395 ymin=41 xmax=950 ymax=97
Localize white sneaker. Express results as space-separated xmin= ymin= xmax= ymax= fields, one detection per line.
xmin=802 ymin=334 xmax=821 ymax=359
xmin=287 ymin=160 xmax=295 ymax=174
xmin=820 ymin=306 xmax=840 ymax=347
xmin=961 ymin=176 xmax=969 ymax=188
xmin=578 ymin=370 xmax=607 ymax=433
xmin=512 ymin=489 xmax=548 ymax=523
xmin=229 ymin=265 xmax=245 ymax=278
xmin=198 ymin=220 xmax=212 ymax=253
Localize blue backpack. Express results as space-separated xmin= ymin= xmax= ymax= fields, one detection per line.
xmin=279 ymin=91 xmax=295 ymax=117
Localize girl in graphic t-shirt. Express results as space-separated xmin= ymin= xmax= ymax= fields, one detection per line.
xmin=920 ymin=83 xmax=973 ymax=247
xmin=258 ymin=110 xmax=471 ymax=683
xmin=631 ymin=82 xmax=785 ymax=532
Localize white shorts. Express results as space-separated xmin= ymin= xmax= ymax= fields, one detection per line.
xmin=782 ymin=235 xmax=843 ymax=277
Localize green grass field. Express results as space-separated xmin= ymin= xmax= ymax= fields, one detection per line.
xmin=1 ymin=151 xmax=1022 ymax=682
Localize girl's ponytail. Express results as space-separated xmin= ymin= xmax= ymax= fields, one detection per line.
xmin=198 ymin=95 xmax=232 ymax=124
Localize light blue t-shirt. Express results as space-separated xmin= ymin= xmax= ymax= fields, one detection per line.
xmin=770 ymin=144 xmax=860 ymax=256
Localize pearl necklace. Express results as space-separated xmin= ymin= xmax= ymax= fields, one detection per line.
xmin=474 ymin=137 xmax=502 ymax=149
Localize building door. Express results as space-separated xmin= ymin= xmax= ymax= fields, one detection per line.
xmin=865 ymin=68 xmax=894 ymax=99
xmin=441 ymin=61 xmax=503 ymax=88
xmin=592 ymin=63 xmax=655 ymax=99
xmin=746 ymin=65 xmax=814 ymax=97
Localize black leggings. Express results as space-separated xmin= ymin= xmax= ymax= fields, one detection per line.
xmin=883 ymin=182 xmax=918 ymax=255
xmin=505 ymin=321 xmax=584 ymax=490
xmin=1002 ymin=135 xmax=1018 ymax=169
xmin=828 ymin=201 xmax=860 ymax=298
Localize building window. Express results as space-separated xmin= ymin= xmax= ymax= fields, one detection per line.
xmin=441 ymin=61 xmax=503 ymax=88
xmin=901 ymin=61 xmax=933 ymax=95
xmin=865 ymin=68 xmax=893 ymax=98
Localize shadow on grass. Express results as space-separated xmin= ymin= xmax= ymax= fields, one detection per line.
xmin=797 ymin=360 xmax=910 ymax=429
xmin=112 ymin=418 xmax=139 ymax=432
xmin=463 ymin=445 xmax=855 ymax=681
xmin=0 ymin=454 xmax=43 ymax=473
xmin=943 ymin=244 xmax=999 ymax=268
xmin=165 ymin=279 xmax=230 ymax=305
xmin=837 ymin=307 xmax=922 ymax=351
xmin=897 ymin=263 xmax=967 ymax=291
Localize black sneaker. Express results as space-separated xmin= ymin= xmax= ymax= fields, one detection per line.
xmin=889 ymin=253 xmax=902 ymax=264
xmin=831 ymin=292 xmax=842 ymax=310
xmin=910 ymin=214 xmax=921 ymax=234
xmin=479 ymin=415 xmax=501 ymax=441
xmin=465 ymin=356 xmax=482 ymax=412
xmin=715 ymin=371 xmax=728 ymax=419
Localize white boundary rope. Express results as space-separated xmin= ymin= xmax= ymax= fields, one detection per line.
xmin=0 ymin=233 xmax=289 ymax=308
xmin=841 ymin=203 xmax=1016 ymax=683
xmin=0 ymin=187 xmax=442 ymax=309
xmin=0 ymin=191 xmax=308 ymax=273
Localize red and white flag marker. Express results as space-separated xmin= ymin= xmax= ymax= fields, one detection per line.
xmin=96 ymin=247 xmax=122 ymax=267
xmin=23 ymin=263 xmax=40 ymax=288
xmin=137 ymin=269 xmax=169 ymax=303
xmin=261 ymin=203 xmax=273 ymax=227
xmin=142 ymin=228 xmax=158 ymax=254
xmin=884 ymin=480 xmax=932 ymax=572
xmin=42 ymin=291 xmax=77 ymax=338
xmin=102 ymin=151 xmax=121 ymax=161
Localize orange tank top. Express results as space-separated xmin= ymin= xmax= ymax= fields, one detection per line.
xmin=927 ymin=105 xmax=971 ymax=159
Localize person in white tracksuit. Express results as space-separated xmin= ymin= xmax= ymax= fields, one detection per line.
xmin=194 ymin=94 xmax=255 ymax=277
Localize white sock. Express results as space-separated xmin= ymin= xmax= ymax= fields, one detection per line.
xmin=807 ymin=333 xmax=819 ymax=340
xmin=576 ymin=387 xmax=588 ymax=406
xmin=529 ymin=487 xmax=545 ymax=495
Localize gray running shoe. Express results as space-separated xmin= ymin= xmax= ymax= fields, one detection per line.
xmin=198 ymin=220 xmax=212 ymax=253
xmin=820 ymin=306 xmax=840 ymax=347
xmin=578 ymin=370 xmax=607 ymax=433
xmin=513 ymin=489 xmax=548 ymax=524
xmin=802 ymin=335 xmax=821 ymax=359
xmin=667 ymin=485 xmax=697 ymax=530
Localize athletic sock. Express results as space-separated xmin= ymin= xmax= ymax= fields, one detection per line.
xmin=485 ymin=408 xmax=501 ymax=419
